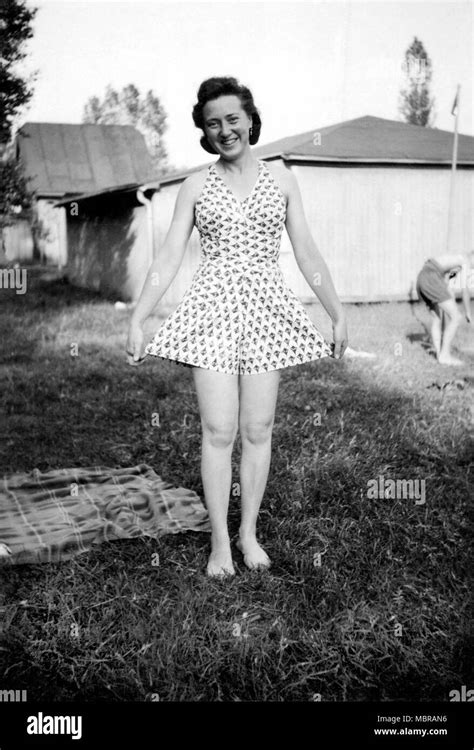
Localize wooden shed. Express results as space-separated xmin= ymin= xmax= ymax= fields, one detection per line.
xmin=2 ymin=122 xmax=154 ymax=266
xmin=58 ymin=115 xmax=474 ymax=307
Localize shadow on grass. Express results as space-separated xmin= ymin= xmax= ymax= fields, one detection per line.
xmin=0 ymin=279 xmax=471 ymax=701
xmin=0 ymin=268 xmax=124 ymax=368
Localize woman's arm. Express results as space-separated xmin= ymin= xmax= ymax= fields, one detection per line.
xmin=283 ymin=168 xmax=348 ymax=356
xmin=458 ymin=255 xmax=472 ymax=322
xmin=130 ymin=175 xmax=198 ymax=326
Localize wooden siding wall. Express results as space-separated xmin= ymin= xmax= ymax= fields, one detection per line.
xmin=66 ymin=195 xmax=149 ymax=301
xmin=291 ymin=163 xmax=473 ymax=302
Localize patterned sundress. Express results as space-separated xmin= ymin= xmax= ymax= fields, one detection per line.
xmin=144 ymin=158 xmax=333 ymax=374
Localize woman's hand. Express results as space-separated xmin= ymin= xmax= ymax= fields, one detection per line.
xmin=332 ymin=315 xmax=348 ymax=359
xmin=126 ymin=321 xmax=148 ymax=365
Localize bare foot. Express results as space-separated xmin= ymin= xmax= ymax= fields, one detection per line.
xmin=236 ymin=538 xmax=271 ymax=570
xmin=437 ymin=355 xmax=464 ymax=366
xmin=206 ymin=549 xmax=235 ymax=578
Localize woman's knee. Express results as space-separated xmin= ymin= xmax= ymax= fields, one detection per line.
xmin=240 ymin=417 xmax=274 ymax=446
xmin=201 ymin=419 xmax=237 ymax=448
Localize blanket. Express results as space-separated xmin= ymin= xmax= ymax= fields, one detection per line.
xmin=0 ymin=463 xmax=210 ymax=565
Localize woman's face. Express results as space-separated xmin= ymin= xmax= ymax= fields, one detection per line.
xmin=202 ymin=95 xmax=252 ymax=158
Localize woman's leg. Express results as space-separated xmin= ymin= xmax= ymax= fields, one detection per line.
xmin=438 ymin=298 xmax=464 ymax=365
xmin=429 ymin=305 xmax=442 ymax=358
xmin=238 ymin=368 xmax=281 ymax=568
xmin=192 ymin=366 xmax=239 ymax=576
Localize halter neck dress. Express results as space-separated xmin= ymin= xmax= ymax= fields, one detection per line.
xmin=144 ymin=158 xmax=333 ymax=374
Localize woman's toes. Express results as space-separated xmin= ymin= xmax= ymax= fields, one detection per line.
xmin=236 ymin=539 xmax=271 ymax=570
xmin=206 ymin=551 xmax=235 ymax=577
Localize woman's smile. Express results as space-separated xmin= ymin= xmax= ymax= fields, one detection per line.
xmin=221 ymin=137 xmax=238 ymax=146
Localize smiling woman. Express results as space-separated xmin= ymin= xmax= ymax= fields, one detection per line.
xmin=126 ymin=75 xmax=348 ymax=577
xmin=192 ymin=76 xmax=262 ymax=156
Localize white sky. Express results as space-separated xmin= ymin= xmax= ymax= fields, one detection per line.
xmin=22 ymin=0 xmax=473 ymax=172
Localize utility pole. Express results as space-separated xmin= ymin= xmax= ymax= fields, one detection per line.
xmin=446 ymin=84 xmax=460 ymax=253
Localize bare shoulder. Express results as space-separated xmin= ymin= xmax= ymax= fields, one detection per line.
xmin=263 ymin=159 xmax=298 ymax=202
xmin=178 ymin=165 xmax=211 ymax=205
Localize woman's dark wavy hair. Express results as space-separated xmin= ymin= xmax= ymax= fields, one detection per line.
xmin=192 ymin=77 xmax=262 ymax=155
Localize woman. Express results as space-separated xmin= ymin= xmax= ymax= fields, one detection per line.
xmin=126 ymin=77 xmax=348 ymax=577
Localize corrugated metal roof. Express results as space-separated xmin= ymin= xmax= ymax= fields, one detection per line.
xmin=16 ymin=122 xmax=155 ymax=196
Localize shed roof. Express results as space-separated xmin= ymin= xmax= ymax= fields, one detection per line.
xmin=16 ymin=122 xmax=155 ymax=197
xmin=251 ymin=115 xmax=474 ymax=164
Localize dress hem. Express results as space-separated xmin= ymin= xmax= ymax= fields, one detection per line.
xmin=145 ymin=348 xmax=334 ymax=375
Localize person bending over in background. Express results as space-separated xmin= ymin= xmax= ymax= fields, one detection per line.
xmin=416 ymin=251 xmax=473 ymax=366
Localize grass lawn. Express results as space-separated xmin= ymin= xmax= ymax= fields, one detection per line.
xmin=0 ymin=268 xmax=472 ymax=702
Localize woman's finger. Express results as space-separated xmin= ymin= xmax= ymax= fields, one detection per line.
xmin=333 ymin=339 xmax=347 ymax=359
xmin=125 ymin=338 xmax=147 ymax=365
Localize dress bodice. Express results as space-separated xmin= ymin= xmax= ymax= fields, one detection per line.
xmin=194 ymin=159 xmax=287 ymax=268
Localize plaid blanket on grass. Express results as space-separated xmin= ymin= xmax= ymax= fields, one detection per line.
xmin=0 ymin=463 xmax=210 ymax=565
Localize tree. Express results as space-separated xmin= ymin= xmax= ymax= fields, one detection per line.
xmin=398 ymin=37 xmax=436 ymax=127
xmin=83 ymin=84 xmax=171 ymax=175
xmin=0 ymin=0 xmax=37 ymax=233
xmin=0 ymin=155 xmax=35 ymax=225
